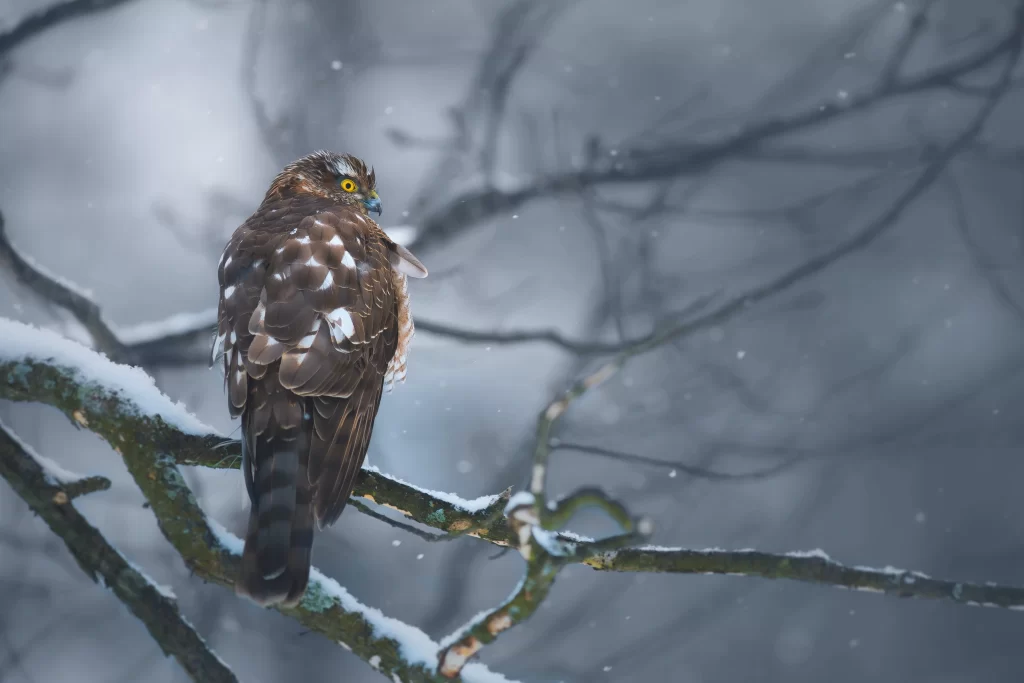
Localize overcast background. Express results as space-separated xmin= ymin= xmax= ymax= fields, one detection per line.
xmin=2 ymin=0 xmax=1024 ymax=681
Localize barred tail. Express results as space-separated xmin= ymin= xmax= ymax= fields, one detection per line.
xmin=236 ymin=413 xmax=314 ymax=608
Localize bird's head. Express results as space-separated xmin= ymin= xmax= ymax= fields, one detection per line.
xmin=269 ymin=150 xmax=382 ymax=216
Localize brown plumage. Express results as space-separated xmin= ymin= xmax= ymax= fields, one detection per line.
xmin=213 ymin=151 xmax=427 ymax=607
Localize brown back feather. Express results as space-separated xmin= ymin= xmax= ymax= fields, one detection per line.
xmin=216 ymin=192 xmax=402 ymax=606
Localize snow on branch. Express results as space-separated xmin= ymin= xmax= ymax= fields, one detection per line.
xmin=0 ymin=211 xmax=215 ymax=367
xmin=0 ymin=420 xmax=237 ymax=683
xmin=4 ymin=297 xmax=1024 ymax=678
xmin=207 ymin=522 xmax=515 ymax=683
xmin=0 ymin=318 xmax=516 ymax=683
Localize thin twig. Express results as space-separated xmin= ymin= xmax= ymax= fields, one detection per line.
xmin=880 ymin=0 xmax=935 ymax=87
xmin=348 ymin=499 xmax=458 ymax=544
xmin=405 ymin=0 xmax=576 ymax=213
xmin=945 ymin=172 xmax=1024 ymax=323
xmin=552 ymin=441 xmax=811 ymax=481
xmin=62 ymin=474 xmax=112 ymax=499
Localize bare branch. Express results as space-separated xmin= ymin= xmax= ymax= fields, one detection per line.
xmin=404 ymin=0 xmax=577 ymax=213
xmin=0 ymin=211 xmax=137 ymax=361
xmin=474 ymin=0 xmax=576 ymax=183
xmin=348 ymin=499 xmax=462 ymax=544
xmin=551 ymin=440 xmax=811 ymax=481
xmin=432 ymin=34 xmax=1024 ymax=670
xmin=580 ymin=191 xmax=626 ymax=340
xmin=407 ymin=12 xmax=1024 ymax=253
xmin=0 ymin=211 xmax=215 ymax=366
xmin=1 ymin=204 xmax=669 ymax=363
xmin=241 ymin=0 xmax=293 ymax=163
xmin=879 ymin=0 xmax=936 ymax=86
xmin=602 ymin=33 xmax=1021 ymax=366
xmin=414 ymin=317 xmax=645 ymax=355
xmin=0 ymin=421 xmax=237 ymax=683
xmin=0 ymin=0 xmax=137 ymax=57
xmin=0 ymin=207 xmax=726 ymax=364
xmin=945 ymin=172 xmax=1024 ymax=323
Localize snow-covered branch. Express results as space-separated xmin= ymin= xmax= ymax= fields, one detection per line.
xmin=0 ymin=318 xmax=515 ymax=683
xmin=0 ymin=420 xmax=237 ymax=683
xmin=0 ymin=211 xmax=217 ymax=366
xmin=3 ymin=317 xmax=1024 ymax=678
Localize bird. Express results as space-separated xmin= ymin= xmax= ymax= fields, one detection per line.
xmin=212 ymin=151 xmax=427 ymax=607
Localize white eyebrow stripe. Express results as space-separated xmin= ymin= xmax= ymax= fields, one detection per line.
xmin=332 ymin=159 xmax=356 ymax=176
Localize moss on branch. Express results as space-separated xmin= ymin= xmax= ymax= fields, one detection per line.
xmin=0 ymin=422 xmax=237 ymax=683
xmin=0 ymin=355 xmax=496 ymax=683
xmin=6 ymin=331 xmax=1024 ymax=682
xmin=582 ymin=547 xmax=1024 ymax=608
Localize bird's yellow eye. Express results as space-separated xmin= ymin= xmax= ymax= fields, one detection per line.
xmin=340 ymin=178 xmax=358 ymax=193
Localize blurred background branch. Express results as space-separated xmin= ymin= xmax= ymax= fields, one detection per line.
xmin=3 ymin=0 xmax=1024 ymax=681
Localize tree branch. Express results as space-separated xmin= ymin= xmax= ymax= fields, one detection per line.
xmin=0 ymin=318 xmax=514 ymax=683
xmin=403 ymin=0 xmax=576 ymax=214
xmin=3 ymin=317 xmax=1024 ymax=679
xmin=0 ymin=210 xmax=140 ymax=362
xmin=578 ymin=23 xmax=1021 ymax=369
xmin=0 ymin=208 xmax=678 ymax=365
xmin=0 ymin=420 xmax=237 ymax=683
xmin=2 ymin=36 xmax=1023 ymax=661
xmin=0 ymin=0 xmax=137 ymax=58
xmin=945 ymin=172 xmax=1024 ymax=323
xmin=551 ymin=440 xmax=811 ymax=480
xmin=348 ymin=499 xmax=466 ymax=544
xmin=406 ymin=8 xmax=1024 ymax=254
xmin=581 ymin=546 xmax=1024 ymax=609
xmin=430 ymin=31 xmax=1024 ymax=667
xmin=438 ymin=491 xmax=647 ymax=678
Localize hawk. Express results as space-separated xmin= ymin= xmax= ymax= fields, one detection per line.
xmin=213 ymin=151 xmax=428 ymax=607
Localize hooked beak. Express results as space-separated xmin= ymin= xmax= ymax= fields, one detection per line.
xmin=363 ymin=191 xmax=382 ymax=216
